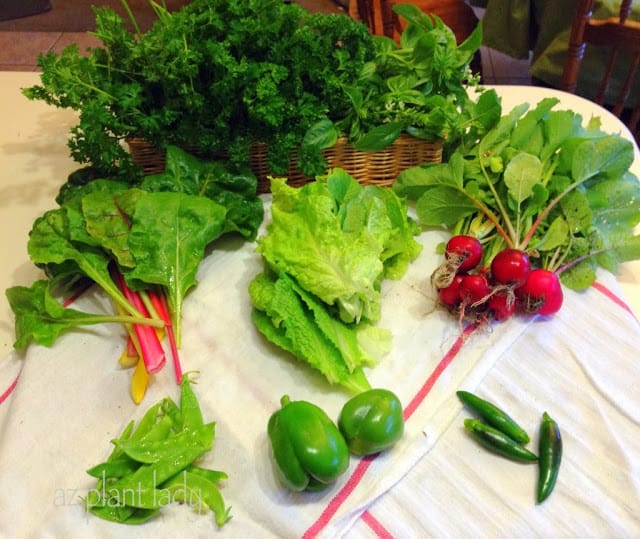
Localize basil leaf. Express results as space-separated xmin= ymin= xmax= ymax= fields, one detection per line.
xmin=353 ymin=122 xmax=404 ymax=152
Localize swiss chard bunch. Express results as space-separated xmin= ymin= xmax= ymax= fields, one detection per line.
xmin=6 ymin=147 xmax=263 ymax=402
xmin=394 ymin=97 xmax=640 ymax=321
xmin=249 ymin=169 xmax=422 ymax=393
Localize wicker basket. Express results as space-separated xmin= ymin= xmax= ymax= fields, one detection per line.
xmin=127 ymin=134 xmax=443 ymax=193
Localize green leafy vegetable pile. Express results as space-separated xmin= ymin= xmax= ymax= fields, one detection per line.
xmin=23 ymin=1 xmax=486 ymax=180
xmin=85 ymin=375 xmax=231 ymax=526
xmin=249 ymin=169 xmax=422 ymax=393
xmin=23 ymin=0 xmax=375 ymax=178
xmin=6 ymin=147 xmax=263 ymax=401
xmin=394 ymin=97 xmax=640 ymax=321
xmin=322 ymin=3 xmax=485 ymax=155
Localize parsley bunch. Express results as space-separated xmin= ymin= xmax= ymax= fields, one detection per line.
xmin=24 ymin=0 xmax=375 ymax=178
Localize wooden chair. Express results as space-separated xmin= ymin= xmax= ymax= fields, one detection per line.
xmin=561 ymin=0 xmax=640 ymax=140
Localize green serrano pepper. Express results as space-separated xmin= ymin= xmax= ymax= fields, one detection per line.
xmin=537 ymin=411 xmax=562 ymax=503
xmin=464 ymin=419 xmax=538 ymax=463
xmin=457 ymin=390 xmax=530 ymax=444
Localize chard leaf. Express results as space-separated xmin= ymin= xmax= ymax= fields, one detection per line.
xmin=141 ymin=146 xmax=263 ymax=239
xmin=27 ymin=208 xmax=136 ymax=316
xmin=82 ymin=188 xmax=145 ymax=268
xmin=125 ymin=192 xmax=228 ymax=344
xmin=5 ymin=279 xmax=156 ymax=349
xmin=6 ymin=280 xmax=93 ymax=349
xmin=415 ymin=186 xmax=477 ymax=226
xmin=503 ymin=153 xmax=542 ymax=203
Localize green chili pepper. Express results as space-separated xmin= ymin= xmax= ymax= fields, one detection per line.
xmin=464 ymin=419 xmax=538 ymax=463
xmin=337 ymin=388 xmax=405 ymax=456
xmin=537 ymin=411 xmax=562 ymax=503
xmin=457 ymin=390 xmax=530 ymax=444
xmin=267 ymin=395 xmax=350 ymax=492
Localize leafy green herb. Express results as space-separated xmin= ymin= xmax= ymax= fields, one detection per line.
xmin=333 ymin=4 xmax=484 ymax=153
xmin=23 ymin=0 xmax=375 ymax=178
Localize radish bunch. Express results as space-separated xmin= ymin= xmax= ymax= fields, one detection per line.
xmin=433 ymin=235 xmax=563 ymax=322
xmin=393 ymin=97 xmax=640 ymax=329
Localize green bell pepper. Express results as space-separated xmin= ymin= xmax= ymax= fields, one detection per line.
xmin=267 ymin=395 xmax=350 ymax=492
xmin=337 ymin=388 xmax=405 ymax=456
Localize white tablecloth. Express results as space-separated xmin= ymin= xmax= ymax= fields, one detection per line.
xmin=1 ymin=74 xmax=639 ymax=537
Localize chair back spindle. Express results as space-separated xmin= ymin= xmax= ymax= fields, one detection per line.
xmin=561 ymin=0 xmax=640 ymax=139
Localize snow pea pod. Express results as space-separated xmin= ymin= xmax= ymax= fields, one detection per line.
xmin=268 ymin=395 xmax=350 ymax=492
xmin=86 ymin=439 xmax=212 ymax=511
xmin=117 ymin=422 xmax=215 ymax=464
xmin=537 ymin=411 xmax=562 ymax=503
xmin=163 ymin=470 xmax=232 ymax=527
xmin=86 ymin=455 xmax=139 ymax=480
xmin=457 ymin=390 xmax=530 ymax=444
xmin=180 ymin=374 xmax=204 ymax=429
xmin=187 ymin=464 xmax=228 ymax=484
xmin=464 ymin=419 xmax=538 ymax=463
xmin=338 ymin=388 xmax=404 ymax=456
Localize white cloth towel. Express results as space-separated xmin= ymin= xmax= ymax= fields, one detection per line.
xmin=1 ymin=204 xmax=639 ymax=538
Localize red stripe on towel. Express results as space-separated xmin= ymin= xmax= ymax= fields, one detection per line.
xmin=591 ymin=281 xmax=634 ymax=316
xmin=361 ymin=510 xmax=395 ymax=538
xmin=0 ymin=374 xmax=19 ymax=406
xmin=302 ymin=324 xmax=476 ymax=539
xmin=403 ymin=324 xmax=476 ymax=421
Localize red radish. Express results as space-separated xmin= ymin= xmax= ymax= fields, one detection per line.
xmin=518 ymin=269 xmax=563 ymax=315
xmin=458 ymin=274 xmax=490 ymax=305
xmin=488 ymin=291 xmax=517 ymax=321
xmin=445 ymin=235 xmax=483 ymax=272
xmin=438 ymin=274 xmax=464 ymax=307
xmin=490 ymin=248 xmax=531 ymax=287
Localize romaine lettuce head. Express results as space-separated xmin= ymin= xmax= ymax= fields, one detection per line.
xmin=257 ymin=170 xmax=421 ymax=323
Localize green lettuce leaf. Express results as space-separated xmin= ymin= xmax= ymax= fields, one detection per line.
xmin=249 ymin=271 xmax=376 ymax=394
xmin=257 ymin=170 xmax=420 ymax=323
